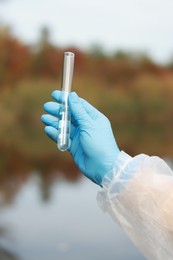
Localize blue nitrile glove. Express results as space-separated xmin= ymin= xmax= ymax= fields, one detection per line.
xmin=41 ymin=91 xmax=120 ymax=186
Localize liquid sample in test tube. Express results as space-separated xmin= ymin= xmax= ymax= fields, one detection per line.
xmin=57 ymin=52 xmax=75 ymax=151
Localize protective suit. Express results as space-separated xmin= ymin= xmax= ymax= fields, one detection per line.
xmin=98 ymin=151 xmax=173 ymax=260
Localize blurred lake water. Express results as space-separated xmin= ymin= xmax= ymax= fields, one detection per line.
xmin=0 ymin=171 xmax=146 ymax=260
xmin=0 ymin=159 xmax=172 ymax=260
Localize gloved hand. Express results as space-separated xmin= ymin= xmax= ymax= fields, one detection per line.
xmin=41 ymin=91 xmax=120 ymax=186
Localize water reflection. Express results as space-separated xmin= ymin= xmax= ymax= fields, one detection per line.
xmin=0 ymin=248 xmax=19 ymax=260
xmin=0 ymin=171 xmax=146 ymax=260
xmin=0 ymin=159 xmax=172 ymax=260
xmin=0 ymin=224 xmax=20 ymax=260
xmin=0 ymin=147 xmax=81 ymax=206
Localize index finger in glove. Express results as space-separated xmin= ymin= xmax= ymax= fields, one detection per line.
xmin=52 ymin=90 xmax=63 ymax=103
xmin=44 ymin=102 xmax=61 ymax=117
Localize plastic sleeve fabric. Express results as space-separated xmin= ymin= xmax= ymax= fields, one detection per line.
xmin=97 ymin=151 xmax=173 ymax=260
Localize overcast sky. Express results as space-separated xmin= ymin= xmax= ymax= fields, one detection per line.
xmin=0 ymin=0 xmax=173 ymax=64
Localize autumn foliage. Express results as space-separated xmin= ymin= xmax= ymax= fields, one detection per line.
xmin=0 ymin=26 xmax=172 ymax=88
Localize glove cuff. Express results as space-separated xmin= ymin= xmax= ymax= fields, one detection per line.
xmin=97 ymin=150 xmax=132 ymax=212
xmin=101 ymin=151 xmax=132 ymax=188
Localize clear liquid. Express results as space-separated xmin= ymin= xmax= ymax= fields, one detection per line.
xmin=57 ymin=105 xmax=71 ymax=151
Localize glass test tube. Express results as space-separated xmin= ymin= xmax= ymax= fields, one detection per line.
xmin=57 ymin=52 xmax=75 ymax=151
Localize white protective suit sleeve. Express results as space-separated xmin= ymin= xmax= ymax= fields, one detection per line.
xmin=97 ymin=151 xmax=173 ymax=260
